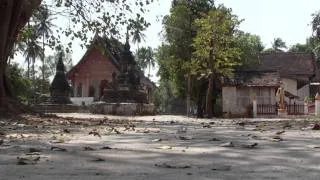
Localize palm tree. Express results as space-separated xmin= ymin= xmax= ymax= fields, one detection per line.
xmin=34 ymin=5 xmax=55 ymax=93
xmin=131 ymin=17 xmax=146 ymax=50
xmin=23 ymin=30 xmax=44 ymax=81
xmin=136 ymin=47 xmax=155 ymax=78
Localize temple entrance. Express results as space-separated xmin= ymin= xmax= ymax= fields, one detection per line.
xmin=99 ymin=80 xmax=109 ymax=98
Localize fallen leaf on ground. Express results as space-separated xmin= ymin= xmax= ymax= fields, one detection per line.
xmin=241 ymin=142 xmax=258 ymax=149
xmin=202 ymin=124 xmax=212 ymax=128
xmin=271 ymin=136 xmax=283 ymax=142
xmin=179 ymin=136 xmax=192 ymax=140
xmin=211 ymin=165 xmax=231 ymax=171
xmin=157 ymin=145 xmax=172 ymax=150
xmin=220 ymin=142 xmax=234 ymax=147
xmin=155 ymin=162 xmax=191 ymax=169
xmin=238 ymin=122 xmax=245 ymax=126
xmin=152 ymin=138 xmax=162 ymax=142
xmin=29 ymin=148 xmax=41 ymax=153
xmin=25 ymin=152 xmax=41 ymax=155
xmin=276 ymin=130 xmax=285 ymax=135
xmin=63 ymin=129 xmax=70 ymax=133
xmin=17 ymin=156 xmax=40 ymax=165
xmin=84 ymin=146 xmax=95 ymax=151
xmin=100 ymin=146 xmax=113 ymax=150
xmin=209 ymin=138 xmax=220 ymax=141
xmin=51 ymin=146 xmax=67 ymax=151
xmin=89 ymin=131 xmax=101 ymax=137
xmin=91 ymin=157 xmax=105 ymax=162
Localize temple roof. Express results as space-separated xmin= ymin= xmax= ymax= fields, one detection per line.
xmin=67 ymin=35 xmax=124 ymax=77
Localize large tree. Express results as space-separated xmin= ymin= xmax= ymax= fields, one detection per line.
xmin=159 ymin=0 xmax=215 ymax=116
xmin=191 ymin=5 xmax=242 ymax=118
xmin=0 ymin=0 xmax=152 ymax=116
xmin=0 ymin=0 xmax=41 ymax=115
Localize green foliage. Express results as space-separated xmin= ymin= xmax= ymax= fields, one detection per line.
xmin=235 ymin=31 xmax=264 ymax=68
xmin=312 ymin=11 xmax=320 ymax=39
xmin=131 ymin=16 xmax=146 ymax=46
xmin=41 ymin=0 xmax=154 ymax=50
xmin=8 ymin=63 xmax=32 ymax=102
xmin=271 ymin=38 xmax=287 ymax=52
xmin=289 ymin=37 xmax=320 ymax=67
xmin=289 ymin=43 xmax=310 ymax=52
xmin=158 ymin=0 xmax=214 ymax=97
xmin=289 ymin=37 xmax=320 ymax=53
xmin=153 ymin=80 xmax=176 ymax=113
xmin=135 ymin=46 xmax=155 ymax=77
xmin=191 ymin=5 xmax=242 ymax=78
xmin=23 ymin=26 xmax=44 ymax=79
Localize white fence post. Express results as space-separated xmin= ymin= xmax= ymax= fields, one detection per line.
xmin=304 ymin=102 xmax=308 ymax=115
xmin=253 ymin=100 xmax=257 ymax=118
xmin=315 ymin=94 xmax=320 ymax=116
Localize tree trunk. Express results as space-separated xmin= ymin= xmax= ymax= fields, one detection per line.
xmin=186 ymin=74 xmax=191 ymax=117
xmin=206 ymin=74 xmax=214 ymax=118
xmin=196 ymin=93 xmax=203 ymax=118
xmin=148 ymin=62 xmax=151 ymax=78
xmin=27 ymin=59 xmax=30 ymax=78
xmin=42 ymin=33 xmax=45 ymax=93
xmin=32 ymin=59 xmax=35 ymax=82
xmin=0 ymin=0 xmax=41 ymax=116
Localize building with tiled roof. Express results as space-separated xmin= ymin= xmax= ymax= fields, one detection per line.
xmin=222 ymin=52 xmax=319 ymax=117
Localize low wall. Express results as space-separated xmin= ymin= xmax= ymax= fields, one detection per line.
xmin=90 ymin=102 xmax=156 ymax=116
xmin=32 ymin=104 xmax=90 ymax=113
xmin=70 ymin=97 xmax=94 ymax=106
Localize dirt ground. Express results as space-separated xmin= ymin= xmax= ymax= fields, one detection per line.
xmin=1 ymin=113 xmax=320 ymax=180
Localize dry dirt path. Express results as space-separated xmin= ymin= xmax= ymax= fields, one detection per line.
xmin=0 ymin=113 xmax=320 ymax=180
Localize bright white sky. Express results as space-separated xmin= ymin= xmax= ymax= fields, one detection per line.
xmin=14 ymin=0 xmax=320 ymax=83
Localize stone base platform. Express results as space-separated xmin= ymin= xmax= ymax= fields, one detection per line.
xmin=32 ymin=104 xmax=89 ymax=113
xmin=90 ymin=102 xmax=156 ymax=116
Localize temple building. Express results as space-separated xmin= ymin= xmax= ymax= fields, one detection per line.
xmin=66 ymin=36 xmax=155 ymax=103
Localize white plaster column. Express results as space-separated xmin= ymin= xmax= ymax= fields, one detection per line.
xmin=73 ymin=74 xmax=78 ymax=97
xmin=81 ymin=81 xmax=85 ymax=97
xmin=83 ymin=73 xmax=90 ymax=97
xmin=252 ymin=99 xmax=257 ymax=118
